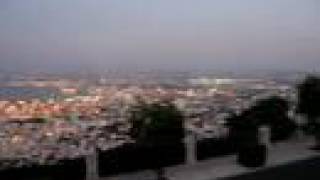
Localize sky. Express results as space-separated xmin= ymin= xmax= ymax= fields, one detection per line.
xmin=0 ymin=0 xmax=319 ymax=73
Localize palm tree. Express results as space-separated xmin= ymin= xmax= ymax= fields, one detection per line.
xmin=129 ymin=100 xmax=184 ymax=180
xmin=297 ymin=75 xmax=320 ymax=149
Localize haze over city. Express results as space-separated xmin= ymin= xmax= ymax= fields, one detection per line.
xmin=0 ymin=0 xmax=319 ymax=73
xmin=2 ymin=1 xmax=320 ymax=180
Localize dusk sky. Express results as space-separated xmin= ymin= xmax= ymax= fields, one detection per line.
xmin=0 ymin=0 xmax=319 ymax=73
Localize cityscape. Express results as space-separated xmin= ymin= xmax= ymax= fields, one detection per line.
xmin=0 ymin=71 xmax=306 ymax=169
xmin=0 ymin=0 xmax=320 ymax=180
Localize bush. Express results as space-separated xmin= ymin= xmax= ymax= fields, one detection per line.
xmin=237 ymin=144 xmax=267 ymax=168
xmin=0 ymin=158 xmax=86 ymax=180
xmin=197 ymin=138 xmax=237 ymax=161
xmin=270 ymin=118 xmax=297 ymax=142
xmin=98 ymin=143 xmax=185 ymax=177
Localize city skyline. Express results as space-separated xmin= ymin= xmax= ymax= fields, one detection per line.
xmin=0 ymin=0 xmax=319 ymax=73
xmin=1 ymin=2 xmax=320 ymax=179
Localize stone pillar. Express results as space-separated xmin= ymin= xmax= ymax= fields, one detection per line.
xmin=295 ymin=115 xmax=306 ymax=142
xmin=86 ymin=148 xmax=99 ymax=180
xmin=258 ymin=126 xmax=271 ymax=147
xmin=185 ymin=131 xmax=197 ymax=165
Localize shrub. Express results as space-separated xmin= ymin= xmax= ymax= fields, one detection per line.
xmin=237 ymin=144 xmax=267 ymax=168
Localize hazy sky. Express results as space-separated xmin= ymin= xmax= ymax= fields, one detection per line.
xmin=0 ymin=0 xmax=319 ymax=73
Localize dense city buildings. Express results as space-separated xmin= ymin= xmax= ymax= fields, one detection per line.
xmin=1 ymin=1 xmax=319 ymax=179
xmin=0 ymin=71 xmax=301 ymax=170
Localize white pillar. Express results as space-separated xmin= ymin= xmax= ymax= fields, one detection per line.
xmin=295 ymin=115 xmax=306 ymax=142
xmin=86 ymin=148 xmax=99 ymax=180
xmin=185 ymin=131 xmax=197 ymax=165
xmin=258 ymin=126 xmax=271 ymax=148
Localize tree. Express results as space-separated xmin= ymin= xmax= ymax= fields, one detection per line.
xmin=226 ymin=111 xmax=264 ymax=167
xmin=297 ymin=75 xmax=320 ymax=149
xmin=249 ymin=96 xmax=296 ymax=142
xmin=226 ymin=96 xmax=296 ymax=167
xmin=227 ymin=96 xmax=295 ymax=145
xmin=129 ymin=100 xmax=184 ymax=180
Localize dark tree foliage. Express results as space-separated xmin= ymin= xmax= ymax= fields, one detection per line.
xmin=227 ymin=96 xmax=295 ymax=167
xmin=226 ymin=113 xmax=259 ymax=149
xmin=251 ymin=96 xmax=296 ymax=141
xmin=227 ymin=96 xmax=296 ymax=147
xmin=128 ymin=100 xmax=184 ymax=176
xmin=297 ymin=75 xmax=320 ymax=125
xmin=297 ymin=75 xmax=320 ymax=148
xmin=129 ymin=101 xmax=184 ymax=147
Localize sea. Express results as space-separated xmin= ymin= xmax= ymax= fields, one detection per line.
xmin=0 ymin=87 xmax=59 ymax=101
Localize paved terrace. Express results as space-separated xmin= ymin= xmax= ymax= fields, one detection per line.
xmin=103 ymin=137 xmax=319 ymax=180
